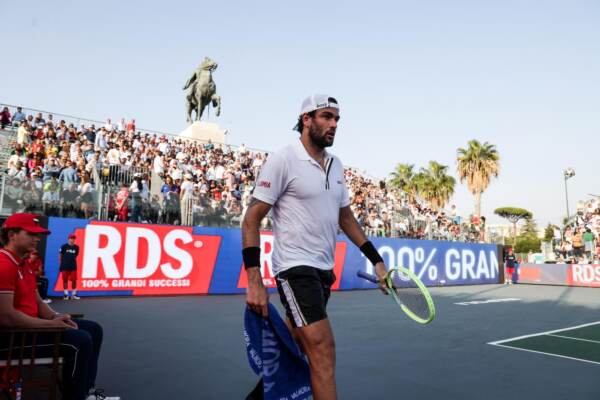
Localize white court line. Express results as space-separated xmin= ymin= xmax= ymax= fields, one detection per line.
xmin=454 ymin=298 xmax=521 ymax=306
xmin=490 ymin=343 xmax=600 ymax=366
xmin=548 ymin=334 xmax=600 ymax=345
xmin=488 ymin=321 xmax=600 ymax=345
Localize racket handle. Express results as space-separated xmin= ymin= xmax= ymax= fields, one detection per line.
xmin=357 ymin=270 xmax=379 ymax=284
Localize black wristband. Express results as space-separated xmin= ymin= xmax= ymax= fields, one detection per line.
xmin=360 ymin=241 xmax=384 ymax=265
xmin=242 ymin=247 xmax=261 ymax=269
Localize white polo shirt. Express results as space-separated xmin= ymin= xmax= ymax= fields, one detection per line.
xmin=252 ymin=139 xmax=350 ymax=275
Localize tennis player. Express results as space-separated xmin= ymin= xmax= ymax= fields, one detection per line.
xmin=243 ymin=94 xmax=387 ymax=399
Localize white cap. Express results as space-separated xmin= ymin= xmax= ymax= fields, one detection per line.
xmin=294 ymin=94 xmax=339 ymax=131
xmin=299 ymin=94 xmax=339 ymax=115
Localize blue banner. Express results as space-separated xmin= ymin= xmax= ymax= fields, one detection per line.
xmin=339 ymin=237 xmax=501 ymax=290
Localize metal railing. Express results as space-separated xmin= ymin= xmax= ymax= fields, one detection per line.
xmin=93 ymin=186 xmax=245 ymax=228
xmin=366 ymin=217 xmax=482 ymax=242
xmin=0 ymin=128 xmax=17 ymax=171
xmin=0 ymin=174 xmax=97 ymax=218
xmin=95 ymin=164 xmax=150 ymax=187
xmin=1 ymin=102 xmax=172 ymax=138
xmin=0 ymin=172 xmax=484 ymax=242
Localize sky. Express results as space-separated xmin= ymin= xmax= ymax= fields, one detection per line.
xmin=2 ymin=0 xmax=600 ymax=227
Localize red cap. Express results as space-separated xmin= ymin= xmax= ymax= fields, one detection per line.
xmin=68 ymin=234 xmax=76 ymax=239
xmin=2 ymin=213 xmax=50 ymax=235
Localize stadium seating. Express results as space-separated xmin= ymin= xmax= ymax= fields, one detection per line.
xmin=0 ymin=105 xmax=482 ymax=242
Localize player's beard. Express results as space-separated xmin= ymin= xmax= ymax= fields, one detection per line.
xmin=308 ymin=123 xmax=335 ymax=149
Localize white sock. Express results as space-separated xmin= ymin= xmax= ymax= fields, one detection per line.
xmin=64 ymin=290 xmax=69 ymax=296
xmin=72 ymin=289 xmax=77 ymax=296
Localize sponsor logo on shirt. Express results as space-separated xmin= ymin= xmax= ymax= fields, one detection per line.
xmin=258 ymin=180 xmax=271 ymax=189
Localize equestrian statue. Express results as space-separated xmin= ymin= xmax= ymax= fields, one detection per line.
xmin=183 ymin=57 xmax=222 ymax=123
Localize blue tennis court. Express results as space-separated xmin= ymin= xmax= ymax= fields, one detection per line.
xmin=48 ymin=283 xmax=600 ymax=399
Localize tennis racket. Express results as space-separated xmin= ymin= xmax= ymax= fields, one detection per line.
xmin=357 ymin=268 xmax=436 ymax=324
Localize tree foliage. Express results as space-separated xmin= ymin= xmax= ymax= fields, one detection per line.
xmin=414 ymin=161 xmax=456 ymax=209
xmin=521 ymin=218 xmax=539 ymax=237
xmin=495 ymin=207 xmax=533 ymax=246
xmin=514 ymin=235 xmax=541 ymax=253
xmin=388 ymin=161 xmax=455 ymax=209
xmin=544 ymin=224 xmax=558 ymax=242
xmin=457 ymin=140 xmax=500 ymax=216
xmin=388 ymin=163 xmax=418 ymax=198
xmin=494 ymin=207 xmax=532 ymax=224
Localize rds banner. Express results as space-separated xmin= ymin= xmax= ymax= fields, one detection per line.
xmin=44 ymin=217 xmax=501 ymax=297
xmin=518 ymin=263 xmax=600 ymax=287
xmin=46 ymin=218 xmax=221 ymax=296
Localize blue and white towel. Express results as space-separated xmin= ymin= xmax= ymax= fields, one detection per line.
xmin=244 ymin=303 xmax=312 ymax=400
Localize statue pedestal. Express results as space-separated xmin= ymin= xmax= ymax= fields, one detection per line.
xmin=179 ymin=121 xmax=226 ymax=144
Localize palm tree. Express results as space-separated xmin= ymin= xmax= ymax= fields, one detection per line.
xmin=388 ymin=163 xmax=419 ymax=200
xmin=415 ymin=161 xmax=456 ymax=209
xmin=457 ymin=140 xmax=500 ymax=217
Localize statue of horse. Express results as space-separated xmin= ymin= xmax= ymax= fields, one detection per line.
xmin=183 ymin=57 xmax=222 ymax=123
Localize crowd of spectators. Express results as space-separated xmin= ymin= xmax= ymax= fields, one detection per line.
xmin=1 ymin=105 xmax=483 ymax=242
xmin=346 ymin=170 xmax=485 ymax=241
xmin=553 ymin=198 xmax=600 ymax=263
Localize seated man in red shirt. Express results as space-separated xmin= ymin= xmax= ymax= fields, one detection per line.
xmin=0 ymin=214 xmax=120 ymax=400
